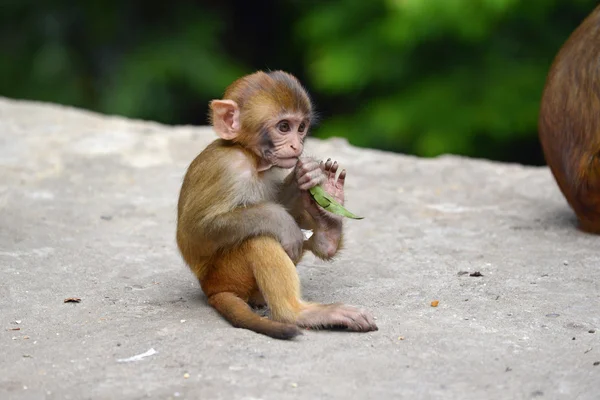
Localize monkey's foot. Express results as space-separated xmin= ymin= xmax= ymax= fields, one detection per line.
xmin=296 ymin=303 xmax=378 ymax=332
xmin=248 ymin=291 xmax=270 ymax=317
xmin=248 ymin=291 xmax=267 ymax=308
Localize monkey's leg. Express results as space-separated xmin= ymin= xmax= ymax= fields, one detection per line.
xmin=247 ymin=236 xmax=378 ymax=333
xmin=201 ymin=245 xmax=301 ymax=340
xmin=244 ymin=236 xmax=304 ymax=323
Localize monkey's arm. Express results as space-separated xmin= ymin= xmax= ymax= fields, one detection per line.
xmin=278 ymin=157 xmax=328 ymax=226
xmin=279 ymin=185 xmax=344 ymax=260
xmin=280 ymin=180 xmax=344 ymax=260
xmin=278 ymin=171 xmax=305 ymax=220
xmin=282 ymin=159 xmax=346 ymax=260
xmin=200 ymin=202 xmax=301 ymax=249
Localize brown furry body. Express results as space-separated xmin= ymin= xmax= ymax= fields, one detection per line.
xmin=176 ymin=71 xmax=377 ymax=339
xmin=539 ymin=5 xmax=600 ymax=233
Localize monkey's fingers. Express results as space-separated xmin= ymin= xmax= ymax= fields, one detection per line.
xmin=298 ymin=170 xmax=326 ymax=190
xmin=336 ymin=169 xmax=346 ymax=189
xmin=296 ymin=159 xmax=318 ymax=177
xmin=330 ymin=161 xmax=339 ymax=177
xmin=332 ymin=305 xmax=378 ymax=332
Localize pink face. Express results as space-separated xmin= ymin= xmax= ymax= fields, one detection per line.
xmin=262 ymin=113 xmax=310 ymax=168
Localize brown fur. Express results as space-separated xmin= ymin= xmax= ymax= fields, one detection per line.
xmin=539 ymin=5 xmax=600 ymax=233
xmin=176 ymin=71 xmax=377 ymax=339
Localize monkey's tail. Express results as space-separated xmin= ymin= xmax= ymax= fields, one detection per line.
xmin=208 ymin=292 xmax=302 ymax=340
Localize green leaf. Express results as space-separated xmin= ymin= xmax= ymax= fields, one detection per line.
xmin=308 ymin=185 xmax=364 ymax=220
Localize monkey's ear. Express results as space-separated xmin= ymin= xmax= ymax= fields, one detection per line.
xmin=210 ymin=100 xmax=240 ymax=140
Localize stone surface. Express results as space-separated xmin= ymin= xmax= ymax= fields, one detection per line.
xmin=0 ymin=97 xmax=599 ymax=400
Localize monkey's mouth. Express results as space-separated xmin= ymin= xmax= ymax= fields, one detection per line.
xmin=276 ymin=157 xmax=299 ymax=168
xmin=262 ymin=149 xmax=298 ymax=168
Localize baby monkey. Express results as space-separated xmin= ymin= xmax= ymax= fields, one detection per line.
xmin=176 ymin=70 xmax=377 ymax=339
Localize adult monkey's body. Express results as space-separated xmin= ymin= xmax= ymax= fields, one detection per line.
xmin=176 ymin=71 xmax=377 ymax=339
xmin=539 ymin=5 xmax=600 ymax=233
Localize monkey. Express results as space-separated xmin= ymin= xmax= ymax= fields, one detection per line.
xmin=538 ymin=4 xmax=600 ymax=234
xmin=176 ymin=70 xmax=378 ymax=339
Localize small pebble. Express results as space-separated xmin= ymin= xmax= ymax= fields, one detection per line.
xmin=563 ymin=260 xmax=569 ymax=266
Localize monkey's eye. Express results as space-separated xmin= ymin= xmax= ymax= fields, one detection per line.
xmin=277 ymin=120 xmax=291 ymax=133
xmin=298 ymin=122 xmax=307 ymax=133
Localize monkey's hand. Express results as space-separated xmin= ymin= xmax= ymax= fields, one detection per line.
xmin=295 ymin=157 xmax=326 ymax=191
xmin=278 ymin=157 xmax=326 ymax=219
xmin=302 ymin=158 xmax=345 ymax=224
xmin=301 ymin=159 xmax=345 ymax=260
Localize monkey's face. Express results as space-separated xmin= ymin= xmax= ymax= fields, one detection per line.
xmin=261 ymin=113 xmax=309 ymax=168
xmin=209 ymin=70 xmax=315 ymax=170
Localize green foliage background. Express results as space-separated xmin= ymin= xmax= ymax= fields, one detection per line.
xmin=1 ymin=0 xmax=597 ymax=165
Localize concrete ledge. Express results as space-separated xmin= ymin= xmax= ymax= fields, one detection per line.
xmin=1 ymin=97 xmax=598 ymax=399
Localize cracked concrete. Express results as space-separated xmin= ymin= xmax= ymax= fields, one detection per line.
xmin=0 ymin=97 xmax=599 ymax=399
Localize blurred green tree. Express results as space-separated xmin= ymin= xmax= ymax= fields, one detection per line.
xmin=0 ymin=0 xmax=597 ymax=164
xmin=0 ymin=1 xmax=245 ymax=124
xmin=297 ymin=0 xmax=597 ymax=164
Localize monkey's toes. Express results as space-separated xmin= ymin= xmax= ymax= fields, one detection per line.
xmin=331 ymin=305 xmax=378 ymax=332
xmin=298 ymin=304 xmax=378 ymax=332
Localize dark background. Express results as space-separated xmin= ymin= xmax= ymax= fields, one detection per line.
xmin=1 ymin=0 xmax=596 ymax=165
